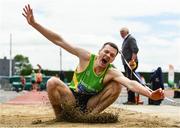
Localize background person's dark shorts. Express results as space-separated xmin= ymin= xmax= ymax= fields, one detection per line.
xmin=37 ymin=81 xmax=41 ymax=84
xmin=70 ymin=89 xmax=94 ymax=112
xmin=31 ymin=79 xmax=36 ymax=84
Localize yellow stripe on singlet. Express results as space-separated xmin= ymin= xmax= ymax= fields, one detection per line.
xmin=72 ymin=73 xmax=78 ymax=92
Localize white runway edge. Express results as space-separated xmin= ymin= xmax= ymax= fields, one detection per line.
xmin=113 ymin=104 xmax=180 ymax=122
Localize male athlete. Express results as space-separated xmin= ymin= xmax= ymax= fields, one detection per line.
xmin=22 ymin=4 xmax=164 ymax=120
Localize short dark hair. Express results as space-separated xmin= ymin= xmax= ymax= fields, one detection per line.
xmin=101 ymin=42 xmax=119 ymax=55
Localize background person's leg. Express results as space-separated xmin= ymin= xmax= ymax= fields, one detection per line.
xmin=124 ymin=65 xmax=135 ymax=104
xmin=126 ymin=63 xmax=139 ymax=104
xmin=128 ymin=90 xmax=135 ymax=103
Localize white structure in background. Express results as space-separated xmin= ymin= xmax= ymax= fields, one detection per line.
xmin=9 ymin=33 xmax=12 ymax=77
xmin=168 ymin=64 xmax=175 ymax=87
xmin=60 ymin=48 xmax=62 ymax=71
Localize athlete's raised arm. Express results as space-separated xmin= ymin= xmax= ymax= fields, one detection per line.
xmin=22 ymin=4 xmax=90 ymax=60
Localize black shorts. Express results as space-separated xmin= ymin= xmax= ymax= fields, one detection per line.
xmin=37 ymin=81 xmax=41 ymax=84
xmin=31 ymin=80 xmax=36 ymax=84
xmin=70 ymin=89 xmax=94 ymax=112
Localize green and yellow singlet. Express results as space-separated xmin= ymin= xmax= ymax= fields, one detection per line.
xmin=69 ymin=54 xmax=112 ymax=95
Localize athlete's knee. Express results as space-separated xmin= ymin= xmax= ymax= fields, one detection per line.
xmin=47 ymin=77 xmax=60 ymax=91
xmin=114 ymin=83 xmax=122 ymax=94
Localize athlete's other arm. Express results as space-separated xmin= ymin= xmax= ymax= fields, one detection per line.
xmin=112 ymin=69 xmax=164 ymax=100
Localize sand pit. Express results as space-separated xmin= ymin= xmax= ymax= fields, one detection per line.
xmin=0 ymin=104 xmax=180 ymax=128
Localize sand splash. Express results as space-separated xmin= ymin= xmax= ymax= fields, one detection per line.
xmin=56 ymin=104 xmax=119 ymax=123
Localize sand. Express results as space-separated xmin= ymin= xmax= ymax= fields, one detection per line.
xmin=0 ymin=104 xmax=180 ymax=128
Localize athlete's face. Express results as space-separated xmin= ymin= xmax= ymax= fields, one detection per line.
xmin=98 ymin=45 xmax=117 ymax=68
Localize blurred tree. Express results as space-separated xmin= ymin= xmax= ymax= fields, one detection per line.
xmin=14 ymin=54 xmax=32 ymax=75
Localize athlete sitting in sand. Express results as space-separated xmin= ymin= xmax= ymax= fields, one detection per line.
xmin=22 ymin=4 xmax=164 ymax=120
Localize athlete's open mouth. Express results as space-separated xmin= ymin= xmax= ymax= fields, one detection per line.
xmin=102 ymin=58 xmax=108 ymax=65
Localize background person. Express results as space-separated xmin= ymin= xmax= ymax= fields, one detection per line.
xmin=20 ymin=75 xmax=26 ymax=90
xmin=120 ymin=27 xmax=139 ymax=105
xmin=36 ymin=64 xmax=43 ymax=90
xmin=31 ymin=69 xmax=37 ymax=91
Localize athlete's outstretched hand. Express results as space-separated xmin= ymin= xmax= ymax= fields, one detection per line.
xmin=150 ymin=88 xmax=164 ymax=100
xmin=22 ymin=4 xmax=36 ymax=26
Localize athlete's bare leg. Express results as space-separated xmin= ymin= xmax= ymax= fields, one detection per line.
xmin=87 ymin=81 xmax=122 ymax=114
xmin=47 ymin=77 xmax=76 ymax=118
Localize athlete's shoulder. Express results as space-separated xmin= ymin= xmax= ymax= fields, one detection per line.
xmin=103 ymin=68 xmax=124 ymax=84
xmin=107 ymin=67 xmax=123 ymax=78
